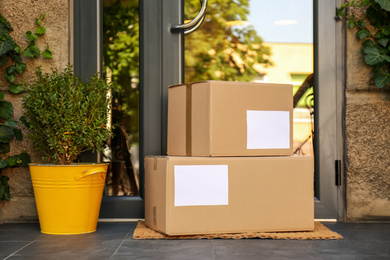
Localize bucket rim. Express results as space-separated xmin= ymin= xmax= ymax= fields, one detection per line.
xmin=29 ymin=162 xmax=109 ymax=167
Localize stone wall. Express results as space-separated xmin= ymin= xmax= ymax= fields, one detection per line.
xmin=345 ymin=10 xmax=390 ymax=221
xmin=0 ymin=0 xmax=69 ymax=222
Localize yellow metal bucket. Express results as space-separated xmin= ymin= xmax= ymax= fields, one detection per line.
xmin=29 ymin=163 xmax=108 ymax=235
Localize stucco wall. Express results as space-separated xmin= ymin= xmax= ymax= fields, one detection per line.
xmin=0 ymin=0 xmax=69 ymax=222
xmin=345 ymin=9 xmax=390 ymax=221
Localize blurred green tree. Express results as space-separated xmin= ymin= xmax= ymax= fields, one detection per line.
xmin=102 ymin=0 xmax=273 ymax=146
xmin=103 ymin=0 xmax=139 ymax=147
xmin=185 ymin=0 xmax=273 ymax=83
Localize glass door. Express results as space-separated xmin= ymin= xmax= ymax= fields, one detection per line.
xmin=74 ymin=0 xmax=344 ymax=220
xmin=100 ymin=0 xmax=143 ymax=219
xmin=184 ymin=0 xmax=314 ymax=159
xmin=141 ymin=0 xmax=344 ymax=220
xmin=74 ymin=0 xmax=143 ymax=219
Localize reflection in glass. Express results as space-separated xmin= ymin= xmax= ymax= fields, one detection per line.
xmin=102 ymin=0 xmax=139 ymax=196
xmin=185 ymin=0 xmax=272 ymax=83
xmin=185 ymin=0 xmax=314 ymax=156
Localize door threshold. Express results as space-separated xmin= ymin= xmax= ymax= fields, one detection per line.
xmin=98 ymin=218 xmax=145 ymax=222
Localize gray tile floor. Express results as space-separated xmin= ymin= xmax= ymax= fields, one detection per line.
xmin=1 ymin=221 xmax=389 ymax=260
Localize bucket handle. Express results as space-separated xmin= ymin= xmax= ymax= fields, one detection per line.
xmin=74 ymin=167 xmax=106 ymax=181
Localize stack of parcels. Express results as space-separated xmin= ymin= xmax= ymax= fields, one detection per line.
xmin=145 ymin=81 xmax=314 ymax=236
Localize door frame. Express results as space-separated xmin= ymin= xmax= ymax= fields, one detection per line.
xmin=73 ymin=0 xmax=144 ymax=219
xmin=313 ymin=0 xmax=345 ymax=220
xmin=73 ymin=0 xmax=345 ymax=220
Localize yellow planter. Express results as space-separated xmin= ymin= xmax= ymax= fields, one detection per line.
xmin=29 ymin=163 xmax=108 ymax=235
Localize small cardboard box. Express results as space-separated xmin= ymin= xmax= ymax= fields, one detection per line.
xmin=167 ymin=81 xmax=293 ymax=156
xmin=145 ymin=155 xmax=314 ymax=236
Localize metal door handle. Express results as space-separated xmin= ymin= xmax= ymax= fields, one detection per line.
xmin=171 ymin=0 xmax=208 ymax=35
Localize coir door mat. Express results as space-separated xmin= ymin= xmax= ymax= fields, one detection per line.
xmin=133 ymin=221 xmax=343 ymax=240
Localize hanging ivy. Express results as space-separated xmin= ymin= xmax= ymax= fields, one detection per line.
xmin=0 ymin=13 xmax=52 ymax=200
xmin=338 ymin=0 xmax=390 ymax=88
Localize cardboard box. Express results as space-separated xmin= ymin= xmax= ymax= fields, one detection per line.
xmin=145 ymin=155 xmax=314 ymax=235
xmin=167 ymin=81 xmax=293 ymax=156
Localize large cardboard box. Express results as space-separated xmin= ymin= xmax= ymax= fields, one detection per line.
xmin=167 ymin=81 xmax=293 ymax=156
xmin=145 ymin=155 xmax=314 ymax=236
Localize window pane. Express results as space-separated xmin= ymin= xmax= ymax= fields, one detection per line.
xmin=103 ymin=0 xmax=140 ymax=196
xmin=185 ymin=0 xmax=313 ymax=156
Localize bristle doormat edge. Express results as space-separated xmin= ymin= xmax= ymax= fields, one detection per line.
xmin=133 ymin=221 xmax=343 ymax=240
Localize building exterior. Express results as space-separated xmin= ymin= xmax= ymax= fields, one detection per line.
xmin=0 ymin=0 xmax=389 ymax=223
xmin=255 ymin=42 xmax=314 ymax=157
xmin=0 ymin=0 xmax=69 ymax=222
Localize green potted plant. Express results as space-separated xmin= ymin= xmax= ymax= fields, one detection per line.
xmin=22 ymin=65 xmax=112 ymax=235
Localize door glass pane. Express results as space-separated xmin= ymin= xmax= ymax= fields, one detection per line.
xmin=102 ymin=0 xmax=140 ymax=197
xmin=185 ymin=0 xmax=314 ymax=157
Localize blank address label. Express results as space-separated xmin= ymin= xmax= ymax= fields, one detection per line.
xmin=174 ymin=165 xmax=229 ymax=207
xmin=247 ymin=110 xmax=290 ymax=149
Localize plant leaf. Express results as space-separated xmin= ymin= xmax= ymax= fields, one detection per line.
xmin=5 ymin=64 xmax=15 ymax=74
xmin=25 ymin=31 xmax=38 ymax=41
xmin=356 ymin=29 xmax=371 ymax=40
xmin=0 ymin=24 xmax=8 ymax=36
xmin=383 ymin=26 xmax=390 ymax=36
xmin=0 ymin=56 xmax=8 ymax=66
xmin=0 ymin=36 xmax=13 ymax=56
xmin=358 ymin=20 xmax=367 ymax=29
xmin=13 ymin=41 xmax=21 ymax=53
xmin=5 ymin=72 xmax=16 ymax=83
xmin=5 ymin=65 xmax=17 ymax=83
xmin=0 ymin=143 xmax=10 ymax=153
xmin=367 ymin=5 xmax=385 ymax=27
xmin=375 ymin=66 xmax=390 ymax=88
xmin=0 ymin=14 xmax=13 ymax=31
xmin=8 ymin=157 xmax=15 ymax=166
xmin=363 ymin=46 xmax=385 ymax=65
xmin=376 ymin=31 xmax=386 ymax=39
xmin=0 ymin=175 xmax=10 ymax=200
xmin=3 ymin=191 xmax=9 ymax=200
xmin=0 ymin=159 xmax=8 ymax=169
xmin=9 ymin=51 xmax=22 ymax=64
xmin=5 ymin=119 xmax=18 ymax=128
xmin=42 ymin=45 xmax=53 ymax=59
xmin=0 ymin=101 xmax=13 ymax=119
xmin=348 ymin=20 xmax=357 ymax=29
xmin=375 ymin=0 xmax=390 ymax=11
xmin=336 ymin=6 xmax=346 ymax=17
xmin=13 ymin=128 xmax=23 ymax=140
xmin=363 ymin=39 xmax=375 ymax=48
xmin=23 ymin=44 xmax=40 ymax=58
xmin=35 ymin=26 xmax=46 ymax=35
xmin=0 ymin=126 xmax=14 ymax=143
xmin=0 ymin=92 xmax=4 ymax=101
xmin=377 ymin=37 xmax=389 ymax=47
xmin=0 ymin=185 xmax=3 ymax=200
xmin=383 ymin=55 xmax=390 ymax=62
xmin=9 ymin=84 xmax=25 ymax=94
xmin=15 ymin=152 xmax=31 ymax=166
xmin=15 ymin=62 xmax=26 ymax=74
xmin=19 ymin=116 xmax=30 ymax=129
xmin=18 ymin=152 xmax=30 ymax=166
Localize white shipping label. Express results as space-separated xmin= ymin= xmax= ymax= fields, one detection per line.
xmin=247 ymin=110 xmax=290 ymax=149
xmin=174 ymin=165 xmax=229 ymax=207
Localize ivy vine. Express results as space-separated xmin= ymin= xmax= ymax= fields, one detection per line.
xmin=0 ymin=13 xmax=52 ymax=200
xmin=338 ymin=0 xmax=390 ymax=88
